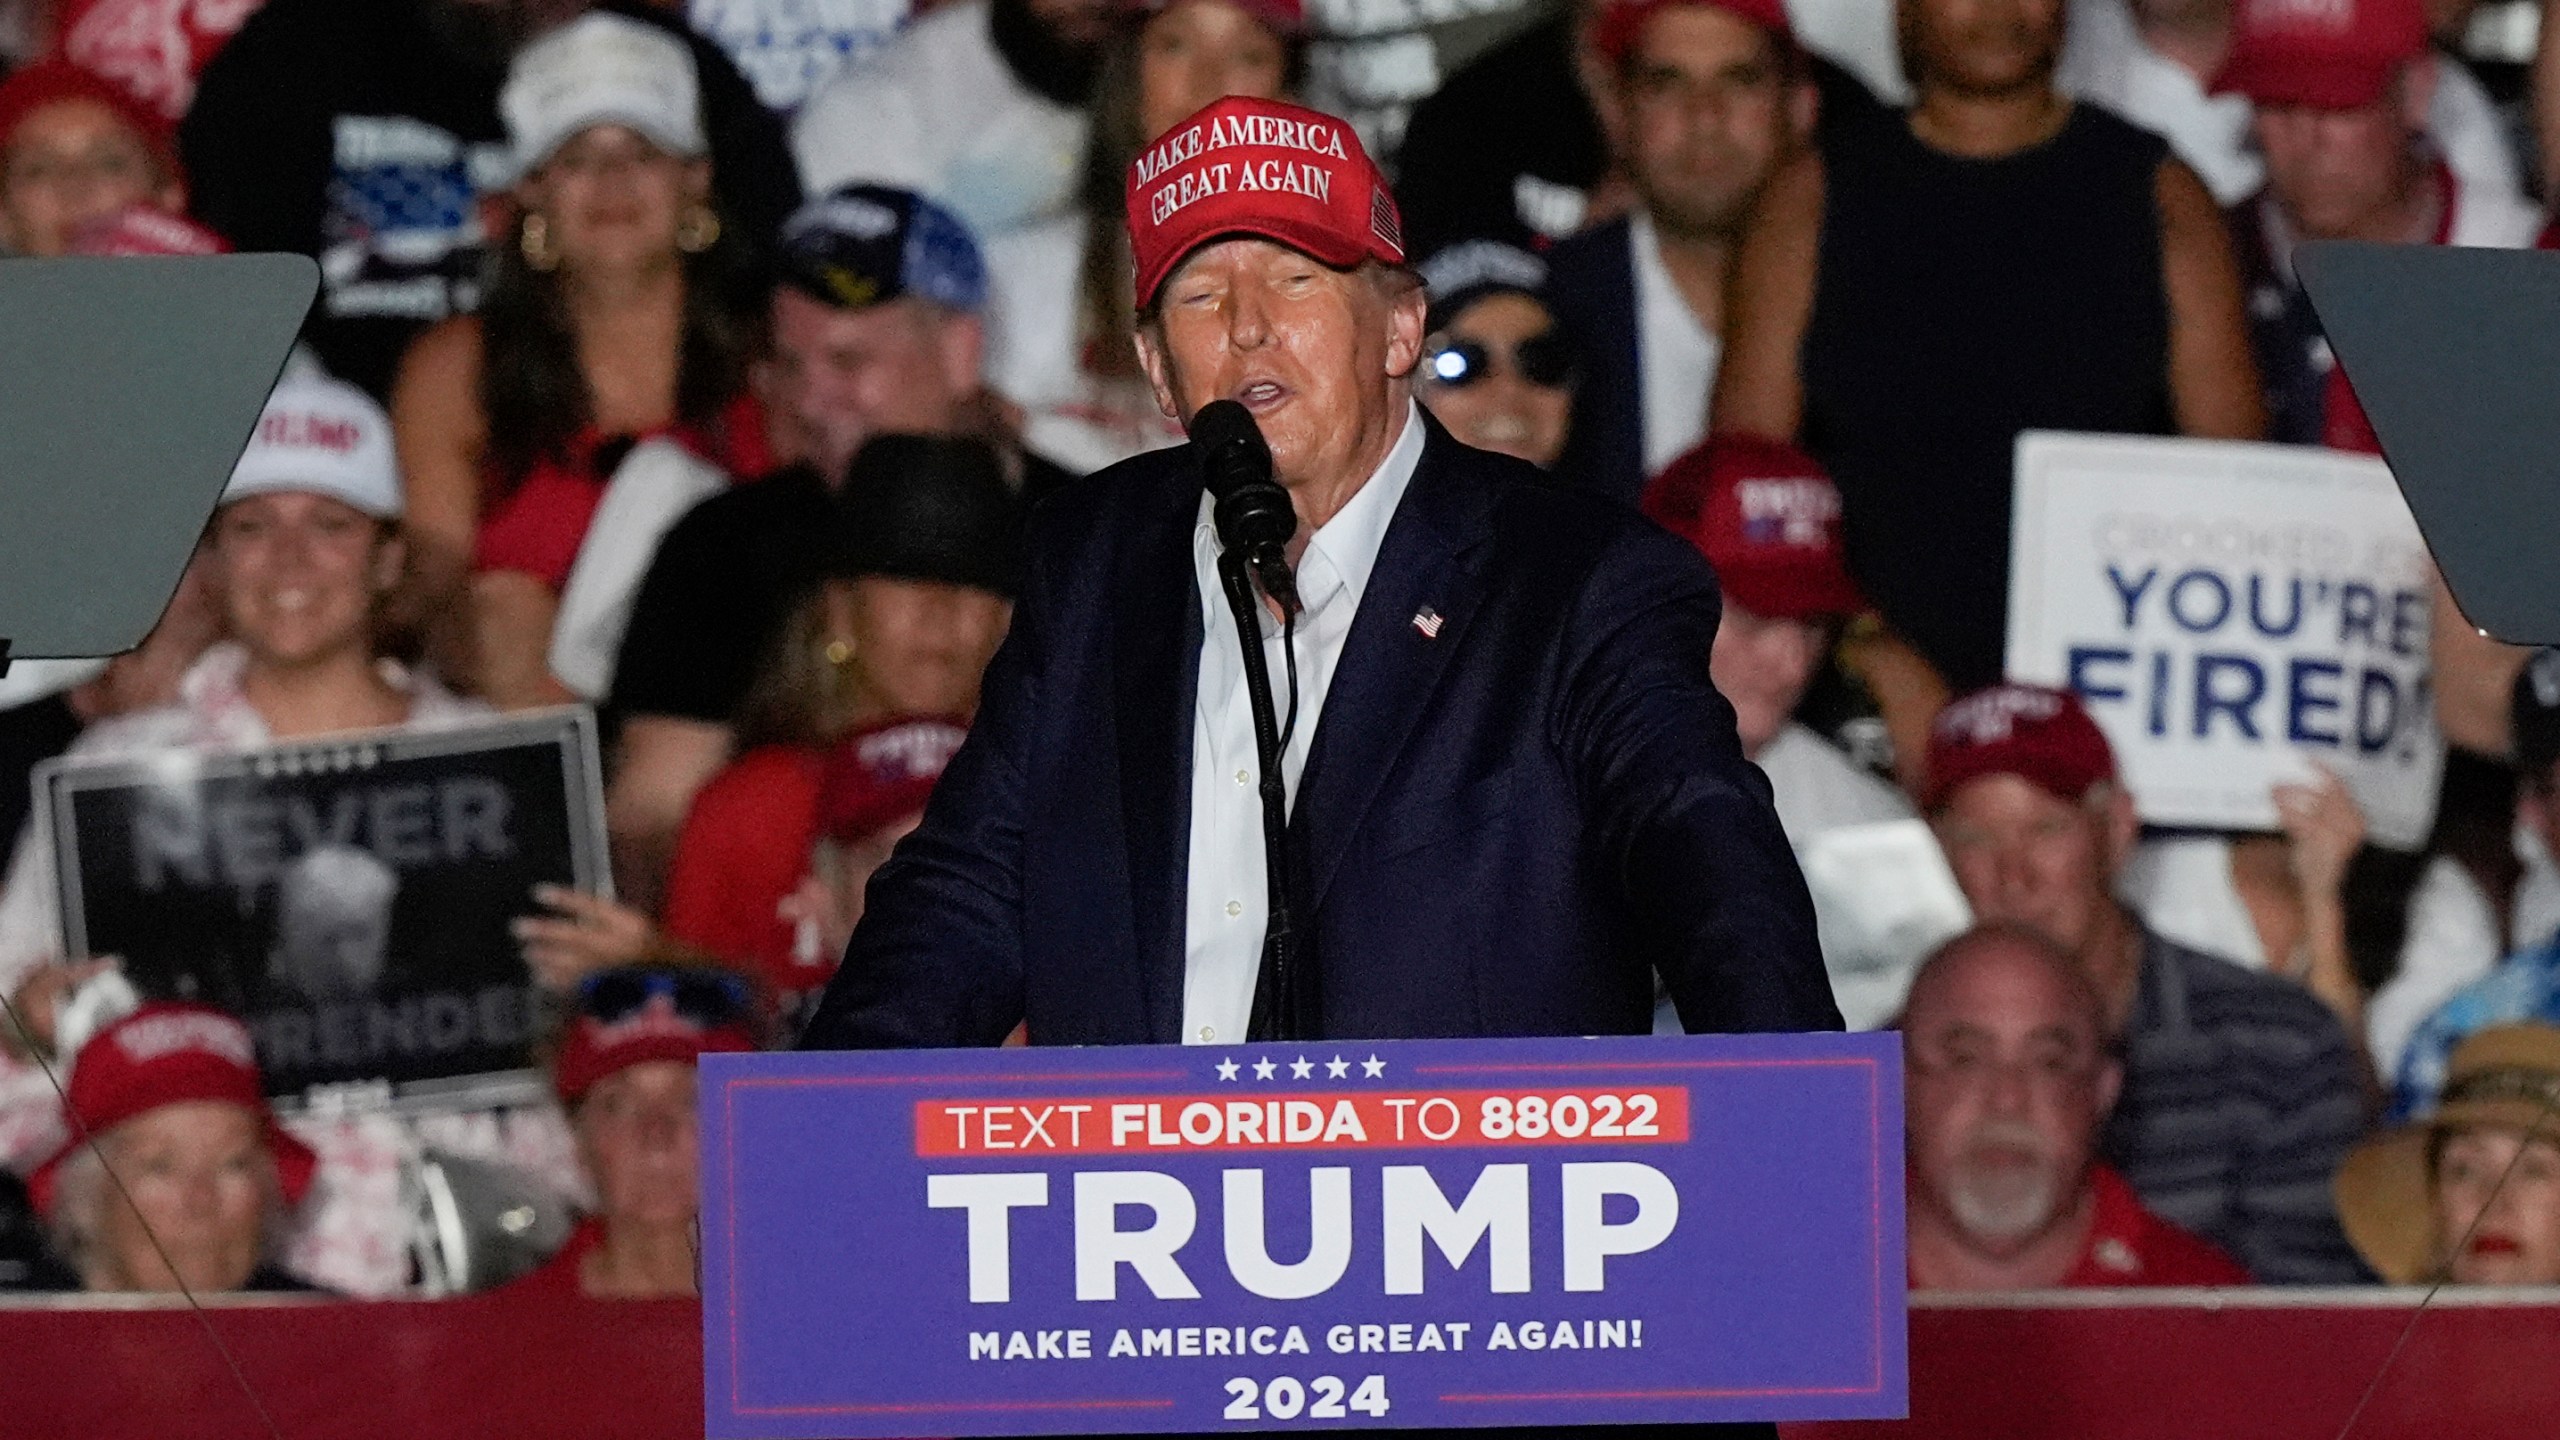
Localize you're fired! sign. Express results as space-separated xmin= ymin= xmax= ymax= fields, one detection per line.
xmin=700 ymin=1033 xmax=1906 ymax=1436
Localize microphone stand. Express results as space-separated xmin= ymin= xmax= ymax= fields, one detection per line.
xmin=1215 ymin=549 xmax=1312 ymax=1043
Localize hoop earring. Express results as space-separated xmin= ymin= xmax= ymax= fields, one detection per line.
xmin=519 ymin=213 xmax=559 ymax=272
xmin=675 ymin=204 xmax=720 ymax=255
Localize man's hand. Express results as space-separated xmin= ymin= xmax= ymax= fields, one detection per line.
xmin=514 ymin=886 xmax=659 ymax=992
xmin=4 ymin=958 xmax=121 ymax=1058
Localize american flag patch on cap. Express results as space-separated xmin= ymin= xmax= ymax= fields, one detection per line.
xmin=1371 ymin=186 xmax=1404 ymax=256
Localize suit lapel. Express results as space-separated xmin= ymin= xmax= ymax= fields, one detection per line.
xmin=1294 ymin=415 xmax=1496 ymax=912
xmin=1115 ymin=471 xmax=1205 ymax=1044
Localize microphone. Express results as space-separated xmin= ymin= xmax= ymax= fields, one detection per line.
xmin=1191 ymin=399 xmax=1301 ymax=617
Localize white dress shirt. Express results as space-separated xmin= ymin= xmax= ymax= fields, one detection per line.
xmin=1629 ymin=212 xmax=1721 ymax=478
xmin=1181 ymin=401 xmax=1425 ymax=1044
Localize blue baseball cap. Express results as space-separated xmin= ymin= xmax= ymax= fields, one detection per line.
xmin=776 ymin=183 xmax=987 ymax=313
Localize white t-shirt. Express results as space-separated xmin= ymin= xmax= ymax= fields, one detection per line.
xmin=2117 ymin=833 xmax=2504 ymax=1076
xmin=982 ymin=210 xmax=1087 ymax=411
xmin=981 ymin=210 xmax=1184 ymax=474
xmin=1629 ymin=212 xmax=1721 ymax=478
xmin=1757 ymin=722 xmax=1914 ymax=844
xmin=791 ymin=0 xmax=1089 ymax=241
xmin=1658 ymin=725 xmax=1921 ymax=1033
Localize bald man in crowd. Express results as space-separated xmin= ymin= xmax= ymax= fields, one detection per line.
xmin=1905 ymin=924 xmax=2249 ymax=1289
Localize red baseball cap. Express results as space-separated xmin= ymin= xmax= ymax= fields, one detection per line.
xmin=68 ymin=205 xmax=227 ymax=257
xmin=819 ymin=716 xmax=969 ymax=846
xmin=2214 ymin=0 xmax=2427 ymax=109
xmin=1645 ymin=435 xmax=1864 ymax=621
xmin=1595 ymin=0 xmax=1793 ymax=63
xmin=28 ymin=1003 xmax=315 ymax=1218
xmin=1923 ymin=684 xmax=2119 ymax=812
xmin=1126 ymin=95 xmax=1404 ymax=308
xmin=553 ymin=980 xmax=757 ymax=1104
xmin=0 ymin=59 xmax=178 ymax=180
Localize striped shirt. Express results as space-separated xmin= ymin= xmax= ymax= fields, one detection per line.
xmin=2390 ymin=935 xmax=2560 ymax=1123
xmin=2101 ymin=929 xmax=2371 ymax=1284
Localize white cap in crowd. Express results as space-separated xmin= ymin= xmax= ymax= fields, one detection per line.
xmin=501 ymin=11 xmax=704 ymax=180
xmin=224 ymin=372 xmax=404 ymax=520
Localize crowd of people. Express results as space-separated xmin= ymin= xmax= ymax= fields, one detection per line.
xmin=0 ymin=0 xmax=2553 ymax=1321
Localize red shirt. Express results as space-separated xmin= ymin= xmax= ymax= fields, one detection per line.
xmin=661 ymin=745 xmax=831 ymax=1009
xmin=2061 ymin=1165 xmax=2251 ymax=1288
xmin=503 ymin=1218 xmax=604 ymax=1299
xmin=475 ymin=391 xmax=772 ymax=590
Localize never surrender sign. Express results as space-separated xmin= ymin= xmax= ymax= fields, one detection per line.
xmin=41 ymin=709 xmax=609 ymax=1110
xmin=2005 ymin=431 xmax=2444 ymax=848
xmin=702 ymin=1032 xmax=1905 ymax=1435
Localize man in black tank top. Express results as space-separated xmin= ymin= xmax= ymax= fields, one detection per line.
xmin=1711 ymin=0 xmax=2265 ymax=783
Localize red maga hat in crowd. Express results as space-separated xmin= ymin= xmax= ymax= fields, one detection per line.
xmin=2214 ymin=0 xmax=2427 ymax=109
xmin=1923 ymin=683 xmax=2119 ymax=811
xmin=1644 ymin=435 xmax=1864 ymax=622
xmin=819 ymin=716 xmax=970 ymax=846
xmin=28 ymin=1002 xmax=316 ymax=1217
xmin=0 ymin=59 xmax=176 ymax=177
xmin=553 ymin=971 xmax=758 ymax=1104
xmin=1594 ymin=0 xmax=1793 ymax=63
xmin=1125 ymin=95 xmax=1404 ymax=307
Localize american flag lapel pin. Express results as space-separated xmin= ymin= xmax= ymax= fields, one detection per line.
xmin=1411 ymin=606 xmax=1444 ymax=639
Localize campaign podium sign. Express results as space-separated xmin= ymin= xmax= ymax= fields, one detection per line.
xmin=701 ymin=1032 xmax=1907 ymax=1436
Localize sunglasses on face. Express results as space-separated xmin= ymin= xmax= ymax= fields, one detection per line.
xmin=1422 ymin=331 xmax=1577 ymax=390
xmin=577 ymin=967 xmax=751 ymax=1029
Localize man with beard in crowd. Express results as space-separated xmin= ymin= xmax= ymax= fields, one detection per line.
xmin=1544 ymin=0 xmax=1815 ymax=505
xmin=1905 ymin=924 xmax=2251 ymax=1288
xmin=178 ymin=0 xmax=799 ymax=397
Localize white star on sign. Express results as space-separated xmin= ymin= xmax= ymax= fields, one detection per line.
xmin=1216 ymin=1058 xmax=1240 ymax=1081
xmin=1253 ymin=1057 xmax=1278 ymax=1080
xmin=1362 ymin=1055 xmax=1386 ymax=1078
xmin=1290 ymin=1056 xmax=1315 ymax=1079
xmin=1325 ymin=1056 xmax=1350 ymax=1078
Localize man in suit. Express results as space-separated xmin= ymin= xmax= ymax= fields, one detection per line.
xmin=801 ymin=93 xmax=1835 ymax=1056
xmin=1545 ymin=0 xmax=1816 ymax=506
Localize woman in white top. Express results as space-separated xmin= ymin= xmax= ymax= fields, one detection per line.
xmin=981 ymin=0 xmax=1300 ymax=471
xmin=0 ymin=373 xmax=578 ymax=1297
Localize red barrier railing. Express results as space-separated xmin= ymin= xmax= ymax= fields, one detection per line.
xmin=0 ymin=1288 xmax=2549 ymax=1437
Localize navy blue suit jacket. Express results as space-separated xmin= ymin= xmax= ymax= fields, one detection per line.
xmin=800 ymin=410 xmax=1838 ymax=1050
xmin=1543 ymin=217 xmax=1646 ymax=509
